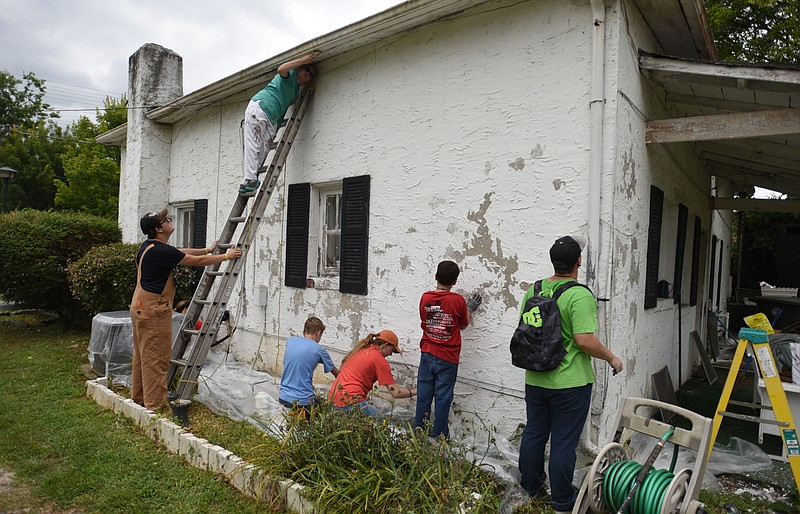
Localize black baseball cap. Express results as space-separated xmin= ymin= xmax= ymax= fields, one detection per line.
xmin=140 ymin=208 xmax=169 ymax=236
xmin=549 ymin=235 xmax=586 ymax=271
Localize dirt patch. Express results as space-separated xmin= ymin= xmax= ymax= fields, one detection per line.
xmin=0 ymin=469 xmax=83 ymax=514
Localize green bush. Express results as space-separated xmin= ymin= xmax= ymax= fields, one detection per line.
xmin=68 ymin=243 xmax=195 ymax=315
xmin=0 ymin=209 xmax=120 ymax=313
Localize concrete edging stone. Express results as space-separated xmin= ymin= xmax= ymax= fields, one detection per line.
xmin=85 ymin=378 xmax=314 ymax=513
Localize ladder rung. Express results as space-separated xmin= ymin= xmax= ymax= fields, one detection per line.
xmin=718 ymin=410 xmax=790 ymax=426
xmin=218 ymin=243 xmax=234 ymax=249
xmin=229 ymin=216 xmax=247 ymax=223
xmin=728 ymin=399 xmax=771 ymax=411
xmin=170 ymin=359 xmax=187 ymax=367
xmin=194 ymin=299 xmax=211 ymax=305
xmin=207 ymin=271 xmax=225 ymax=276
xmin=183 ymin=328 xmax=200 ymax=335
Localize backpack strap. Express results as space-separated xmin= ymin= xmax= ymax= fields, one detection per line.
xmin=533 ymin=280 xmax=543 ymax=296
xmin=552 ymin=281 xmax=592 ymax=300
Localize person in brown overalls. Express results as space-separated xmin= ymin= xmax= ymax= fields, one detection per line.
xmin=131 ymin=209 xmax=243 ymax=410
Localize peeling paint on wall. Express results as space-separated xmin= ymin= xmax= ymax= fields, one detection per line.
xmin=445 ymin=192 xmax=521 ymax=310
xmin=628 ymin=236 xmax=640 ymax=286
xmin=619 ymin=149 xmax=638 ymax=200
xmin=508 ymin=157 xmax=525 ymax=171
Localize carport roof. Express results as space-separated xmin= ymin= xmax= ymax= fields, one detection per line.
xmin=640 ymin=52 xmax=800 ymax=199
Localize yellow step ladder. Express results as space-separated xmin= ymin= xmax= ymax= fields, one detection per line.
xmin=708 ymin=327 xmax=800 ymax=491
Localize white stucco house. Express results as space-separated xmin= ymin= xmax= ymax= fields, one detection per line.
xmin=101 ymin=0 xmax=800 ymax=448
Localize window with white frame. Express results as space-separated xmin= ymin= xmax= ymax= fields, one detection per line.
xmin=173 ymin=201 xmax=196 ymax=249
xmin=320 ymin=186 xmax=343 ymax=275
xmin=285 ymin=176 xmax=370 ymax=294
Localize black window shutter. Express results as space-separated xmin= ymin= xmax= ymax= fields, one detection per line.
xmin=644 ymin=185 xmax=664 ymax=309
xmin=192 ymin=199 xmax=208 ymax=248
xmin=689 ymin=216 xmax=701 ymax=306
xmin=190 ymin=199 xmax=208 ymax=294
xmin=285 ymin=183 xmax=310 ymax=288
xmin=709 ymin=235 xmax=718 ymax=303
xmin=339 ymin=175 xmax=370 ymax=295
xmin=673 ymin=204 xmax=688 ymax=304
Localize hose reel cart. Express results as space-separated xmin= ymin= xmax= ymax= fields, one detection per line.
xmin=573 ymin=397 xmax=712 ymax=514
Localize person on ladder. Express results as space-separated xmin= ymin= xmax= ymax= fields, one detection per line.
xmin=239 ymin=51 xmax=319 ymax=194
xmin=130 ymin=209 xmax=243 ymax=410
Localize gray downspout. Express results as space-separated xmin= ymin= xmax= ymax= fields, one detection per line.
xmin=582 ymin=0 xmax=607 ymax=456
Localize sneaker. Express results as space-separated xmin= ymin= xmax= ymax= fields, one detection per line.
xmin=238 ymin=179 xmax=260 ymax=194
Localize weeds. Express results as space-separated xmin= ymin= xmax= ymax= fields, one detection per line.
xmin=252 ymin=402 xmax=506 ymax=513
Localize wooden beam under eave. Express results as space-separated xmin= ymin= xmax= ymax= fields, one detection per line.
xmin=646 ymin=108 xmax=800 ymax=143
xmin=711 ymin=197 xmax=800 ymax=213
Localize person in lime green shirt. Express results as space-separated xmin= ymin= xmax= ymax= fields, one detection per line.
xmin=240 ymin=52 xmax=319 ymax=194
xmin=517 ymin=235 xmax=623 ymax=514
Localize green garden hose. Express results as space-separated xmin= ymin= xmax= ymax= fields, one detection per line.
xmin=602 ymin=427 xmax=678 ymax=514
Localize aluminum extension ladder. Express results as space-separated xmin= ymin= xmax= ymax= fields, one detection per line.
xmin=166 ymin=85 xmax=314 ymax=402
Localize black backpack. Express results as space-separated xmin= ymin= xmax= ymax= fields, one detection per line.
xmin=510 ymin=280 xmax=591 ymax=371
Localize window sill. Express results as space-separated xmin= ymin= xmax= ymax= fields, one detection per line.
xmin=307 ymin=276 xmax=339 ymax=291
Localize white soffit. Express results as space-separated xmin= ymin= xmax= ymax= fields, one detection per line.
xmin=641 ymin=53 xmax=800 ymax=197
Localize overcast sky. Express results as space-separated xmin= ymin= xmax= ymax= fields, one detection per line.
xmin=1 ymin=0 xmax=404 ymax=126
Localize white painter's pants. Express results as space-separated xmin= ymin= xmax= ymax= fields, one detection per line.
xmin=242 ymin=100 xmax=276 ymax=183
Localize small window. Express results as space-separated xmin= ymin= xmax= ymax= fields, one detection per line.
xmin=285 ymin=176 xmax=370 ymax=293
xmin=320 ymin=187 xmax=343 ymax=275
xmin=172 ymin=199 xmax=207 ymax=249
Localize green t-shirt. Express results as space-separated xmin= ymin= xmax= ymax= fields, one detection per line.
xmin=252 ymin=69 xmax=299 ymax=126
xmin=520 ymin=278 xmax=598 ymax=389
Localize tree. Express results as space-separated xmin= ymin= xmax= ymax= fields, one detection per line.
xmin=0 ymin=71 xmax=57 ymax=132
xmin=0 ymin=71 xmax=66 ymax=210
xmin=54 ymin=96 xmax=127 ymax=219
xmin=706 ymin=0 xmax=800 ymax=64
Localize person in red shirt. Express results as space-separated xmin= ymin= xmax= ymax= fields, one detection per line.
xmin=328 ymin=330 xmax=416 ymax=416
xmin=414 ymin=260 xmax=482 ymax=439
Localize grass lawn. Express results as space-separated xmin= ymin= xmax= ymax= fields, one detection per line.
xmin=0 ymin=322 xmax=287 ymax=514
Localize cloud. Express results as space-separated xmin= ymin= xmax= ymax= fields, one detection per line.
xmin=0 ymin=0 xmax=402 ymax=125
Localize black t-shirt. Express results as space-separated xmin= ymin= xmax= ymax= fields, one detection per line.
xmin=137 ymin=240 xmax=185 ymax=294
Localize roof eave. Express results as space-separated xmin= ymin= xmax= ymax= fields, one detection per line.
xmin=146 ymin=0 xmax=491 ymax=125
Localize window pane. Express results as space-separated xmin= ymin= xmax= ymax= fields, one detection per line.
xmin=182 ymin=210 xmax=194 ymax=248
xmin=326 ymin=194 xmax=340 ymax=229
xmin=326 ymin=233 xmax=341 ymax=268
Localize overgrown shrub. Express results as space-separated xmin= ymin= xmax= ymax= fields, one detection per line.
xmin=0 ymin=209 xmax=120 ymax=313
xmin=68 ymin=243 xmax=195 ymax=315
xmin=255 ymin=403 xmax=506 ymax=513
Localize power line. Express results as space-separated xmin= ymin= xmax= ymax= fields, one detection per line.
xmin=8 ymin=71 xmax=123 ymax=97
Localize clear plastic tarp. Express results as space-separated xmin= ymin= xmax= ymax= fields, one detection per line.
xmin=88 ymin=310 xmax=186 ymax=386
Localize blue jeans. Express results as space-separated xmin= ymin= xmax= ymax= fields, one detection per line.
xmin=518 ymin=383 xmax=592 ymax=512
xmin=332 ymin=400 xmax=378 ymax=416
xmin=414 ymin=352 xmax=459 ymax=439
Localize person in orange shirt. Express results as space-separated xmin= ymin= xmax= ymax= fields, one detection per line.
xmin=328 ymin=330 xmax=416 ymax=416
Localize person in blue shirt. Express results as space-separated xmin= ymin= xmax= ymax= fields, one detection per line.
xmin=240 ymin=52 xmax=319 ymax=194
xmin=279 ymin=316 xmax=339 ymax=416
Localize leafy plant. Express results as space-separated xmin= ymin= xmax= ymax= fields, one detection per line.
xmin=253 ymin=402 xmax=506 ymax=513
xmin=68 ymin=242 xmax=195 ymax=315
xmin=0 ymin=209 xmax=120 ymax=315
